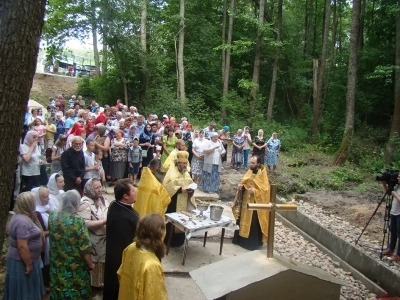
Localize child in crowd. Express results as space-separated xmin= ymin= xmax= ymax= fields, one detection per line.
xmin=94 ymin=149 xmax=106 ymax=185
xmin=83 ymin=140 xmax=98 ymax=189
xmin=45 ymin=116 xmax=56 ymax=150
xmin=128 ymin=137 xmax=142 ymax=186
xmin=154 ymin=145 xmax=162 ymax=160
xmin=33 ymin=117 xmax=46 ymax=153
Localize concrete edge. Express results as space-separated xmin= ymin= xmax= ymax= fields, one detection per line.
xmin=276 ymin=213 xmax=386 ymax=297
xmin=276 ymin=199 xmax=398 ymax=296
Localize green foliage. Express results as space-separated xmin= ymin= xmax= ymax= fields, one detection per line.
xmin=76 ymin=76 xmax=94 ymax=99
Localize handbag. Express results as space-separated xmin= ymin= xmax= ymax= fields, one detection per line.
xmin=142 ymin=149 xmax=148 ymax=158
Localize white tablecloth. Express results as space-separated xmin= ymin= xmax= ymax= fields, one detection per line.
xmin=165 ymin=208 xmax=238 ymax=239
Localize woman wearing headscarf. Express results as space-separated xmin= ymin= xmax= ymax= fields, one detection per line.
xmin=47 ymin=173 xmax=65 ymax=212
xmin=49 ymin=190 xmax=94 ymax=299
xmin=50 ymin=134 xmax=67 ymax=174
xmin=66 ymin=124 xmax=86 ymax=151
xmin=32 ymin=187 xmax=51 ymax=289
xmin=125 ymin=124 xmax=139 ymax=144
xmin=266 ymin=132 xmax=281 ymax=174
xmin=94 ymin=125 xmax=111 ymax=179
xmin=191 ymin=130 xmax=207 ymax=185
xmin=3 ymin=192 xmax=45 ymax=300
xmin=231 ymin=129 xmax=245 ymax=170
xmin=20 ymin=131 xmax=43 ymax=192
xmin=252 ymin=129 xmax=267 ymax=164
xmin=200 ymin=132 xmax=226 ymax=193
xmin=91 ymin=106 xmax=100 ymax=118
xmin=85 ymin=121 xmax=95 ymax=136
xmin=139 ymin=123 xmax=157 ymax=168
xmin=78 ymin=179 xmax=109 ymax=288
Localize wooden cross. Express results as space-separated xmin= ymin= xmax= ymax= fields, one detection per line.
xmin=247 ymin=184 xmax=297 ymax=258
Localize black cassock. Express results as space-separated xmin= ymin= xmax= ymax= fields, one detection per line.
xmin=103 ymin=200 xmax=139 ymax=300
xmin=164 ymin=188 xmax=186 ymax=247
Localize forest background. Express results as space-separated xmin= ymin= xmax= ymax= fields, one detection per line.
xmin=41 ymin=0 xmax=400 ymax=188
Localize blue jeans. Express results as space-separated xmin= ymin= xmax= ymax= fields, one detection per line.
xmin=243 ymin=149 xmax=250 ymax=168
xmin=389 ymin=214 xmax=400 ymax=255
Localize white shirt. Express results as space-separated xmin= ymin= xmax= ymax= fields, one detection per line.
xmin=392 ymin=186 xmax=400 ymax=216
xmin=206 ymin=140 xmax=225 ymax=165
xmin=193 ymin=138 xmax=208 ymax=154
xmin=19 ymin=144 xmax=41 ymax=176
xmin=84 ymin=151 xmax=97 ymax=179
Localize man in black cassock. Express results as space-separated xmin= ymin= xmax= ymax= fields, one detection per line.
xmin=61 ymin=136 xmax=85 ymax=192
xmin=103 ymin=179 xmax=139 ymax=300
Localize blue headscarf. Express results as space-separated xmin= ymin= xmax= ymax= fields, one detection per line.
xmin=91 ymin=106 xmax=99 ymax=113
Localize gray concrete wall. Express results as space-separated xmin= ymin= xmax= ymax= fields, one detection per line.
xmin=277 ymin=201 xmax=399 ymax=296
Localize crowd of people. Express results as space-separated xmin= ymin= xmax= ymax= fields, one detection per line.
xmin=5 ymin=94 xmax=283 ymax=299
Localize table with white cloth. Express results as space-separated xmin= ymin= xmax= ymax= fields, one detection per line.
xmin=165 ymin=208 xmax=238 ymax=265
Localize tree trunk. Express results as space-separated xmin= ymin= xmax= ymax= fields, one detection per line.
xmin=102 ymin=42 xmax=108 ymax=74
xmin=221 ymin=0 xmax=227 ymax=84
xmin=91 ymin=0 xmax=101 ymax=76
xmin=267 ymin=0 xmax=282 ymax=123
xmin=334 ymin=0 xmax=361 ymax=165
xmin=311 ymin=0 xmax=331 ymax=138
xmin=323 ymin=0 xmax=337 ymax=102
xmin=177 ymin=0 xmax=186 ymax=102
xmin=0 ymin=0 xmax=46 ymax=253
xmin=139 ymin=0 xmax=147 ymax=107
xmin=123 ymin=79 xmax=129 ymax=106
xmin=385 ymin=2 xmax=400 ymax=165
xmin=249 ymin=0 xmax=265 ymax=121
xmin=222 ymin=0 xmax=235 ymax=123
xmin=358 ymin=0 xmax=366 ymax=50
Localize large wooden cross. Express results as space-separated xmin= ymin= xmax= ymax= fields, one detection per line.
xmin=247 ymin=184 xmax=297 ymax=258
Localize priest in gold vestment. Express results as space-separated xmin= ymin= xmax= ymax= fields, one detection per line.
xmin=232 ymin=155 xmax=270 ymax=250
xmin=163 ymin=151 xmax=195 ymax=247
xmin=117 ymin=214 xmax=168 ymax=300
xmin=134 ymin=162 xmax=171 ymax=218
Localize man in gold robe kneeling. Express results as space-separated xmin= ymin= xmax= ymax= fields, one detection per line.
xmin=232 ymin=155 xmax=270 ymax=250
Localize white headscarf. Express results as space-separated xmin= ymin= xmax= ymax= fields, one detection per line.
xmin=31 ymin=187 xmax=51 ymax=266
xmin=47 ymin=173 xmax=64 ymax=212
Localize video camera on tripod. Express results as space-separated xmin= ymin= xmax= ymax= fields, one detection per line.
xmin=376 ymin=169 xmax=399 ymax=191
xmin=355 ymin=169 xmax=400 ymax=258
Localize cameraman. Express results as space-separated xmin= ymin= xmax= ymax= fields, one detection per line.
xmin=382 ymin=176 xmax=400 ymax=261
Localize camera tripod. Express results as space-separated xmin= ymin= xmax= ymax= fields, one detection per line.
xmin=355 ymin=189 xmax=393 ymax=259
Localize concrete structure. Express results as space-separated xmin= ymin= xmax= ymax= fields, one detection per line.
xmin=190 ymin=250 xmax=344 ymax=300
xmin=277 ymin=198 xmax=398 ymax=296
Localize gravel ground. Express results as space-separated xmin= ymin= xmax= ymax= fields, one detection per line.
xmin=281 ymin=197 xmax=400 ymax=275
xmin=218 ymin=200 xmax=377 ymax=300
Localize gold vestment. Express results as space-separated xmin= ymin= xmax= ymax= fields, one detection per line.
xmin=117 ymin=242 xmax=168 ymax=300
xmin=134 ymin=167 xmax=171 ymax=218
xmin=232 ymin=165 xmax=270 ymax=242
xmin=163 ymin=164 xmax=195 ymax=212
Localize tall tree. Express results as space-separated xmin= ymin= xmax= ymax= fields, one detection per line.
xmin=0 ymin=0 xmax=46 ymax=251
xmin=139 ymin=0 xmax=148 ymax=107
xmin=91 ymin=0 xmax=101 ymax=76
xmin=177 ymin=0 xmax=186 ymax=101
xmin=249 ymin=0 xmax=266 ymax=121
xmin=311 ymin=0 xmax=331 ymax=137
xmin=267 ymin=0 xmax=283 ymax=123
xmin=385 ymin=0 xmax=400 ymax=165
xmin=222 ymin=0 xmax=235 ymax=123
xmin=334 ymin=0 xmax=361 ymax=165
